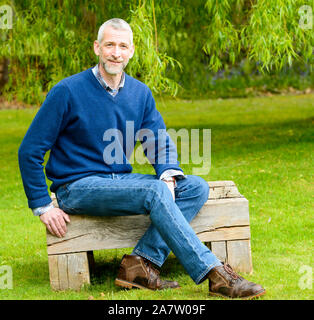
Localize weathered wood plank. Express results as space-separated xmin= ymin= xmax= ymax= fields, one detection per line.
xmin=197 ymin=226 xmax=250 ymax=242
xmin=193 ymin=198 xmax=249 ymax=233
xmin=48 ymin=255 xmax=60 ymax=291
xmin=207 ymin=181 xmax=235 ymax=187
xmin=208 ymin=186 xmax=242 ymax=199
xmin=47 ymin=214 xmax=151 ymax=254
xmin=47 ymin=223 xmax=250 ymax=255
xmin=210 ymin=241 xmax=227 ymax=263
xmin=47 ymin=198 xmax=250 ymax=255
xmin=57 ymin=254 xmax=69 ymax=290
xmin=227 ymin=240 xmax=253 ymax=274
xmin=207 ymin=181 xmax=243 ymax=200
xmin=67 ymin=252 xmax=90 ymax=290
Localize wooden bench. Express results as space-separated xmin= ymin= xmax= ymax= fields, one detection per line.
xmin=47 ymin=181 xmax=253 ymax=291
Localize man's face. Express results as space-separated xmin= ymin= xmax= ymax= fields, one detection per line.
xmin=94 ymin=26 xmax=134 ymax=76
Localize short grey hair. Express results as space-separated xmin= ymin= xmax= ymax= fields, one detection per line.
xmin=97 ymin=18 xmax=133 ymax=44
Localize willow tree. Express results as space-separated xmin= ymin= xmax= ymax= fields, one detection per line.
xmin=0 ymin=0 xmax=313 ymax=104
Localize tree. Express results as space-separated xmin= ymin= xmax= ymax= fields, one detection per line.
xmin=0 ymin=0 xmax=313 ymax=104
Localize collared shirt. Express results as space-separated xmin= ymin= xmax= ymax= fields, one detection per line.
xmin=92 ymin=64 xmax=125 ymax=97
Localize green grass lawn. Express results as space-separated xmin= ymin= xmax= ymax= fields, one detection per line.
xmin=0 ymin=93 xmax=313 ymax=300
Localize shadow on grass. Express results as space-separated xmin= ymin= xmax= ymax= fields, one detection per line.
xmin=90 ymin=251 xmax=186 ymax=287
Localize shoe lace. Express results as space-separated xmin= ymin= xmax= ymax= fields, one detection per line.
xmin=143 ymin=258 xmax=160 ymax=275
xmin=143 ymin=258 xmax=161 ymax=287
xmin=223 ymin=263 xmax=240 ymax=280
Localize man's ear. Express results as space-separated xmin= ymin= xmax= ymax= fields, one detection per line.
xmin=93 ymin=40 xmax=100 ymax=56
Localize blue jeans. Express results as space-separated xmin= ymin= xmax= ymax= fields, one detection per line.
xmin=55 ymin=173 xmax=221 ymax=284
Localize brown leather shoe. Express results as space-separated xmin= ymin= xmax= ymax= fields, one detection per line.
xmin=208 ymin=263 xmax=266 ymax=299
xmin=115 ymin=254 xmax=180 ymax=290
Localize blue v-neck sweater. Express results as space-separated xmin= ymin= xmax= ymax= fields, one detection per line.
xmin=18 ymin=68 xmax=182 ymax=209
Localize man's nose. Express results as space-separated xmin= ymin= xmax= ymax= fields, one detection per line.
xmin=112 ymin=46 xmax=121 ymax=57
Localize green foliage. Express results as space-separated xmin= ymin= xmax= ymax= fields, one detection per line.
xmin=166 ymin=0 xmax=313 ymax=97
xmin=127 ymin=1 xmax=182 ymax=96
xmin=0 ymin=0 xmax=313 ymax=104
xmin=203 ymin=0 xmax=314 ymax=73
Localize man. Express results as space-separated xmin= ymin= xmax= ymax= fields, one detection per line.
xmin=18 ymin=18 xmax=265 ymax=299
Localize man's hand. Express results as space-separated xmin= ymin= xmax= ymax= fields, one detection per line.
xmin=39 ymin=207 xmax=70 ymax=238
xmin=162 ymin=178 xmax=176 ymax=201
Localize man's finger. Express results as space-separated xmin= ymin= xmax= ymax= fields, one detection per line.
xmin=56 ymin=214 xmax=67 ymax=234
xmin=49 ymin=221 xmax=62 ymax=238
xmin=45 ymin=223 xmax=55 ymax=237
xmin=51 ymin=217 xmax=64 ymax=237
xmin=62 ymin=212 xmax=71 ymax=223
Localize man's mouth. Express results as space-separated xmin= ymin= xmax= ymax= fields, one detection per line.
xmin=108 ymin=60 xmax=122 ymax=65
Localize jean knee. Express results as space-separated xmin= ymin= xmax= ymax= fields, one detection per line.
xmin=187 ymin=175 xmax=209 ymax=202
xmin=149 ymin=180 xmax=173 ymax=201
xmin=145 ymin=180 xmax=174 ymax=213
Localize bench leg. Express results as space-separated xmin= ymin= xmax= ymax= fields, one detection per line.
xmin=210 ymin=241 xmax=227 ymax=263
xmin=48 ymin=251 xmax=92 ymax=291
xmin=226 ymin=240 xmax=253 ymax=274
xmin=206 ymin=240 xmax=253 ymax=274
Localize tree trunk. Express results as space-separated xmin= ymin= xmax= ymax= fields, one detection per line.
xmin=0 ymin=58 xmax=9 ymax=94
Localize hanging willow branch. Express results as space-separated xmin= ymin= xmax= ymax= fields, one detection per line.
xmin=0 ymin=0 xmax=312 ymax=104
xmin=151 ymin=0 xmax=158 ymax=52
xmin=202 ymin=0 xmax=313 ymax=73
xmin=127 ymin=0 xmax=181 ymax=95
